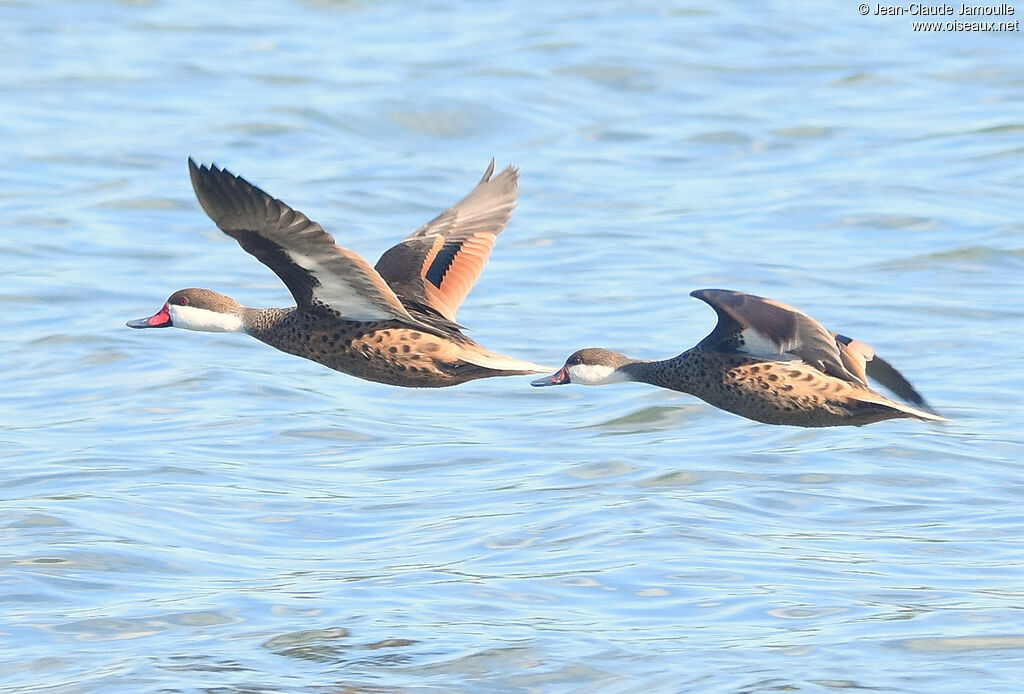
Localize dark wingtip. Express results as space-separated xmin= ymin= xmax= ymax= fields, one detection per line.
xmin=481 ymin=158 xmax=519 ymax=187
xmin=690 ymin=288 xmax=735 ymax=303
xmin=188 ymin=156 xmax=205 ymax=192
xmin=480 ymin=158 xmax=496 ymax=182
xmin=865 ymin=353 xmax=940 ymax=414
xmin=188 ymin=158 xmax=249 ymax=223
xmin=188 ymin=158 xmax=230 ymax=188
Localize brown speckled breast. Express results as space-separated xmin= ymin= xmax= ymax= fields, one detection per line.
xmin=639 ymin=348 xmax=914 ymax=427
xmin=244 ymin=309 xmax=527 ymax=387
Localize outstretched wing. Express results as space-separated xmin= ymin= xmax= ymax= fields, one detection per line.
xmin=374 ymin=160 xmax=519 ymax=322
xmin=189 ymin=158 xmax=418 ymax=324
xmin=833 ymin=334 xmax=940 ymax=414
xmin=691 ymin=289 xmax=865 ymax=384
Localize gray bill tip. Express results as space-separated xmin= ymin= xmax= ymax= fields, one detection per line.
xmin=531 ymin=367 xmax=568 ymax=387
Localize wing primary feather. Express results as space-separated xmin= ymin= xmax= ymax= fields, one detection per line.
xmin=692 ymin=289 xmax=863 ymax=383
xmin=187 ymin=158 xmax=428 ymax=327
xmin=374 ymin=160 xmax=519 ymax=322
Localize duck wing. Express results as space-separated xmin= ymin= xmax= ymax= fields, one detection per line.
xmin=374 ymin=160 xmax=519 ymax=322
xmin=691 ymin=289 xmax=865 ymax=384
xmin=833 ymin=333 xmax=940 ymax=414
xmin=189 ymin=158 xmax=421 ymax=325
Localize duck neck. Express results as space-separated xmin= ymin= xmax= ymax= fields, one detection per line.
xmin=617 ymin=358 xmax=659 ymax=384
xmin=621 ymin=350 xmax=697 ymax=394
xmin=239 ymin=306 xmax=293 ymax=338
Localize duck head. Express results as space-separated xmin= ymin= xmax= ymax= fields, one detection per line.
xmin=127 ymin=288 xmax=245 ymax=333
xmin=531 ymin=348 xmax=635 ymax=387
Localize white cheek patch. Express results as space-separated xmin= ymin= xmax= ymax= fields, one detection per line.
xmin=567 ymin=363 xmax=631 ymax=385
xmin=168 ymin=304 xmax=243 ymax=333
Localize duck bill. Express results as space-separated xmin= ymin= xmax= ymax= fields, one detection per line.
xmin=127 ymin=304 xmax=172 ymax=329
xmin=531 ymin=366 xmax=570 ymax=387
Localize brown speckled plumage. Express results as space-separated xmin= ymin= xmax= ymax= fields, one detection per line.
xmin=533 ymin=290 xmax=945 ymax=428
xmin=623 ymin=349 xmax=931 ymax=427
xmin=127 ymin=159 xmax=549 ymax=387
xmin=245 ymin=308 xmax=536 ymax=387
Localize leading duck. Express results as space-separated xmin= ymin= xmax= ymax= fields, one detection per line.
xmin=128 ymin=159 xmax=550 ymax=387
xmin=532 ymin=289 xmax=946 ymax=427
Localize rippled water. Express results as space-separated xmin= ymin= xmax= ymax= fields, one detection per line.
xmin=3 ymin=1 xmax=1024 ymax=692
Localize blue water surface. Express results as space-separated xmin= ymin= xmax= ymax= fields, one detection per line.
xmin=2 ymin=1 xmax=1024 ymax=692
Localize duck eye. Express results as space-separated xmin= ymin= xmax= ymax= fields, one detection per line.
xmin=176 ymin=296 xmax=189 ymax=306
